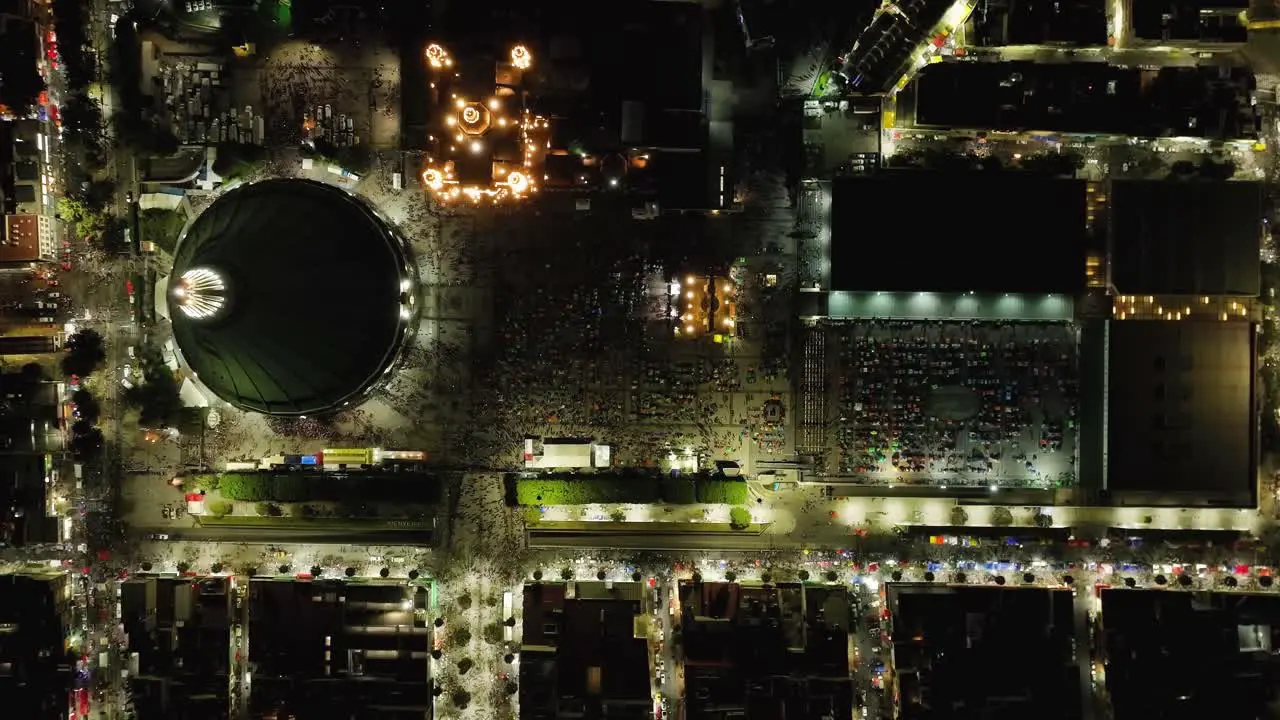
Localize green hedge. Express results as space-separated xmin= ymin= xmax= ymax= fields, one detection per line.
xmin=515 ymin=473 xmax=747 ymax=506
xmin=696 ymin=479 xmax=749 ymax=504
xmin=217 ymin=472 xmax=441 ymax=504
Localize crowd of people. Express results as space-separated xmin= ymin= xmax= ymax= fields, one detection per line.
xmin=260 ymin=44 xmax=366 ymax=146
xmin=833 ymin=321 xmax=1078 ymax=487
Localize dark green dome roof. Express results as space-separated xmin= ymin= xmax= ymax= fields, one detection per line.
xmin=169 ymin=178 xmax=409 ymax=415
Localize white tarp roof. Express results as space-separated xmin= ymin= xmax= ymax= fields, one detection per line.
xmin=139 ymin=192 xmax=183 ymax=211
xmin=154 ymin=274 xmax=170 ymax=321
xmin=178 ymin=378 xmax=209 ymax=408
xmin=539 ymin=442 xmax=592 ymax=468
xmin=162 ymin=339 xmax=181 ymax=371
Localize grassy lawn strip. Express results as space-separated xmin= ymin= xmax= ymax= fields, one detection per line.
xmin=197 ymin=515 xmax=433 ymax=531
xmin=528 ymin=520 xmax=768 ymax=535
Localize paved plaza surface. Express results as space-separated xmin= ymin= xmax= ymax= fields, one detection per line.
xmin=228 ymin=39 xmax=401 ymax=149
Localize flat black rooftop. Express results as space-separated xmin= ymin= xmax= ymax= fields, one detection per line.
xmin=1105 ymin=321 xmax=1256 ymax=504
xmin=170 ymin=179 xmax=408 ymax=416
xmin=248 ymin=579 xmax=431 ymax=716
xmin=888 ymin=584 xmax=1080 ymax=720
xmin=1102 ymin=589 xmax=1280 ymax=719
xmin=0 ymin=574 xmax=69 ymax=719
xmin=1109 ymin=180 xmax=1263 ymax=296
xmin=830 ymin=171 xmax=1086 ymax=293
xmin=913 ymin=63 xmax=1255 ymax=138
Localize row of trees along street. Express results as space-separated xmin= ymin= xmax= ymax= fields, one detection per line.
xmin=61 ymin=328 xmax=106 ymax=461
xmin=52 ymin=0 xmax=112 ymax=207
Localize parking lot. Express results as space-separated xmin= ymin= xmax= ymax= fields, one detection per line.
xmin=822 ymin=320 xmax=1079 ymax=488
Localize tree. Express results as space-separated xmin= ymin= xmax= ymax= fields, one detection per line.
xmin=457 ymin=657 xmax=474 ymax=674
xmin=254 ymin=502 xmax=281 ymax=517
xmin=608 ymin=508 xmax=626 ymax=522
xmin=1169 ymin=160 xmax=1197 ymax=177
xmin=211 ymin=562 xmax=224 ymax=574
xmin=68 ymin=421 xmax=103 ymax=461
xmin=212 ymin=142 xmax=268 ymax=179
xmin=450 ymin=690 xmax=471 ymax=709
xmin=729 ymin=506 xmax=752 ymax=529
xmin=61 ymin=329 xmax=106 ymax=377
xmin=1197 ymin=157 xmax=1235 ymax=180
xmin=451 ymin=626 xmax=471 ymax=646
xmin=123 ymin=345 xmax=182 ymax=428
xmin=560 ymin=568 xmax=573 ymax=581
xmin=70 ymin=389 xmax=100 ymax=423
xmin=991 ymin=507 xmax=1014 ymax=526
xmin=176 ymin=562 xmax=190 ymax=574
xmin=190 ymin=474 xmax=220 ymax=492
xmin=1033 ymin=511 xmax=1053 ymax=528
xmin=138 ymin=208 xmax=188 ymax=254
xmin=950 ymin=506 xmax=969 ymax=526
xmin=207 ymin=500 xmax=233 ymax=517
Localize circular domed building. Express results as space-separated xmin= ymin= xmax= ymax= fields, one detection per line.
xmin=168 ymin=178 xmax=412 ymax=416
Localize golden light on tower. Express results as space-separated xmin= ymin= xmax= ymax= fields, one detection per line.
xmin=422 ymin=41 xmax=547 ymax=205
xmin=510 ymin=45 xmax=532 ymax=70
xmin=423 ymin=169 xmax=444 ymax=191
xmin=425 ymin=43 xmax=453 ymax=69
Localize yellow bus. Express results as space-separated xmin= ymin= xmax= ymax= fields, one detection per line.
xmin=321 ymin=448 xmax=374 ymax=467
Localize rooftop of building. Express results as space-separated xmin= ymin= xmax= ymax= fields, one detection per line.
xmin=1105 ymin=319 xmax=1256 ymax=505
xmin=247 ymin=578 xmax=431 ymax=717
xmin=1108 ymin=179 xmax=1263 ymax=297
xmin=0 ymin=572 xmax=72 ymax=720
xmin=520 ymin=581 xmax=651 ymax=720
xmin=678 ymin=580 xmax=852 ymax=720
xmin=912 ymin=63 xmax=1255 ymax=138
xmin=1101 ymin=589 xmax=1280 ymax=719
xmin=830 ymin=170 xmax=1087 ymax=293
xmin=120 ymin=576 xmax=231 ymax=718
xmin=0 ymin=450 xmax=55 ymax=546
xmin=0 ymin=214 xmax=41 ymax=263
xmin=888 ymin=583 xmax=1080 ymax=720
